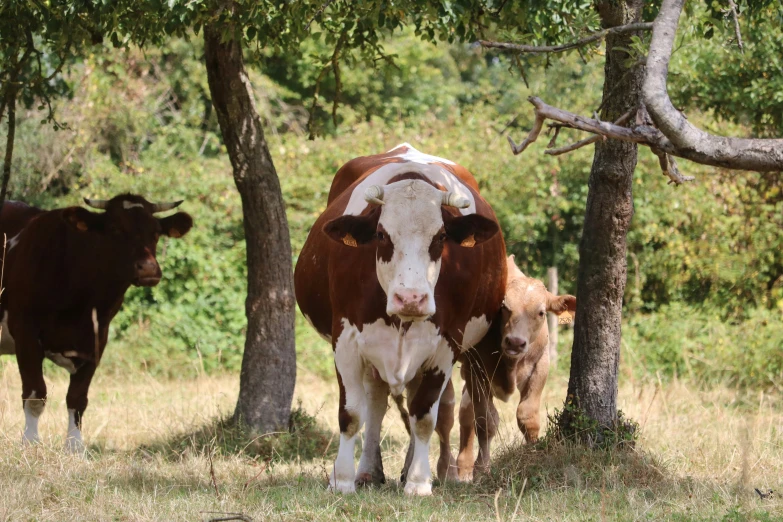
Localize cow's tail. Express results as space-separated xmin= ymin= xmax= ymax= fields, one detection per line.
xmin=392 ymin=394 xmax=411 ymax=435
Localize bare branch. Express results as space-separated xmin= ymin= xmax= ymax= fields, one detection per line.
xmin=644 ymin=0 xmax=783 ymax=172
xmin=545 ymin=110 xmax=634 ymax=156
xmin=479 ymin=23 xmax=653 ymax=55
xmin=727 ymin=0 xmax=744 ymax=53
xmin=507 ymin=110 xmax=545 ymax=155
xmin=651 ymin=147 xmax=694 ymax=185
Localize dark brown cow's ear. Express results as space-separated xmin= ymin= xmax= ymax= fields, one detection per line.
xmin=63 ymin=207 xmax=104 ymax=232
xmin=444 ymin=213 xmax=499 ymax=247
xmin=159 ymin=212 xmax=193 ymax=239
xmin=323 ymin=212 xmax=379 ymax=247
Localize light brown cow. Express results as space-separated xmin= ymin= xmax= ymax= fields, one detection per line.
xmin=454 ymin=255 xmax=576 ymax=480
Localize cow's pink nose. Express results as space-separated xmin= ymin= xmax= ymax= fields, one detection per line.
xmin=504 ymin=336 xmax=527 ymax=355
xmin=391 ymin=290 xmax=429 ymax=316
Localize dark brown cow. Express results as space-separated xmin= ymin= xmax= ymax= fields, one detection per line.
xmin=295 ymin=143 xmax=507 ymax=496
xmin=0 ymin=194 xmax=192 ymax=452
xmin=454 ymin=255 xmax=576 ymax=480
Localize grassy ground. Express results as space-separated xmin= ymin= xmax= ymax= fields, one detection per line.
xmin=0 ymin=356 xmax=781 ymax=521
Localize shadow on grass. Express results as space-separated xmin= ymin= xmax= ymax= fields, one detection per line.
xmin=132 ymin=405 xmax=337 ymax=464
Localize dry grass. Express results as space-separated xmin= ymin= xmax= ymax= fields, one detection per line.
xmin=0 ymin=358 xmax=781 ymax=521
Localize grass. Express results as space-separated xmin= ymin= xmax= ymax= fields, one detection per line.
xmin=0 ymin=355 xmax=782 ymax=521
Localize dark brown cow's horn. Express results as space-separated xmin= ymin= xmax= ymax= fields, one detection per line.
xmin=83 ymin=198 xmax=109 ymax=210
xmin=150 ymin=200 xmax=184 ymax=213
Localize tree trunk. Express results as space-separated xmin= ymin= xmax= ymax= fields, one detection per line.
xmin=203 ymin=24 xmax=296 ymax=433
xmin=0 ymin=81 xmax=17 ymax=217
xmin=562 ymin=0 xmax=644 ymax=433
xmin=546 ymin=266 xmax=558 ymax=366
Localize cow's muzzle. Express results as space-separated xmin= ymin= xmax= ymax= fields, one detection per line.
xmin=388 ymin=289 xmax=432 ymax=320
xmin=134 ymin=257 xmax=162 ymax=286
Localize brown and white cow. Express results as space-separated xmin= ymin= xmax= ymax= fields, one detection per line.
xmin=0 ymin=194 xmax=192 ymax=451
xmin=454 ymin=255 xmax=576 ymax=480
xmin=295 ymin=143 xmax=507 ymax=495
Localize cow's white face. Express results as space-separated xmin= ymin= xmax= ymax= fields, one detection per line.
xmin=375 ymin=180 xmax=445 ymax=320
xmin=324 ymin=177 xmax=500 ymax=322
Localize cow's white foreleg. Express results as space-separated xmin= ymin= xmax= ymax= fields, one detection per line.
xmin=330 ymin=329 xmax=365 ymax=494
xmin=22 ymin=390 xmax=44 ymax=444
xmin=356 ymin=368 xmax=389 ymax=487
xmin=404 ymin=345 xmax=454 ymax=496
xmin=65 ymin=409 xmax=84 ymax=453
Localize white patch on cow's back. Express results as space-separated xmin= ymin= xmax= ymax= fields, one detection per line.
xmin=0 ymin=311 xmax=15 ymax=355
xmin=122 ymin=201 xmax=144 ymax=210
xmin=460 ymin=315 xmax=491 ymax=352
xmin=387 ymin=143 xmax=456 ymax=165
xmin=303 ymin=313 xmax=331 ymax=343
xmin=343 ymin=145 xmax=475 ymax=216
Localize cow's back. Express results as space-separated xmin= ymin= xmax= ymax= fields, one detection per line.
xmin=0 ymin=201 xmax=43 ymax=244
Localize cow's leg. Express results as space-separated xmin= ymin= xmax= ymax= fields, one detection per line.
xmin=11 ymin=319 xmax=46 ymax=444
xmin=64 ymin=361 xmax=97 ymax=453
xmin=356 ymin=368 xmax=389 ymax=487
xmin=399 ymin=372 xmax=421 ymax=484
xmin=474 ymin=394 xmax=499 ymax=475
xmin=330 ymin=340 xmax=365 ymax=494
xmin=456 ymin=384 xmax=476 ymax=481
xmin=516 ymin=354 xmax=549 ymax=443
xmin=434 ymin=378 xmax=457 ymax=481
xmin=404 ymin=347 xmax=453 ymax=496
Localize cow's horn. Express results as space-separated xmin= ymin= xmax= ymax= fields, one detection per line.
xmin=364 ymin=185 xmax=385 ymax=205
xmin=442 ymin=191 xmax=470 ymax=209
xmin=83 ymin=198 xmax=109 ymax=210
xmin=151 ymin=200 xmax=184 ymax=213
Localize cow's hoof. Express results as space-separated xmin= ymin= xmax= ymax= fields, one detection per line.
xmin=328 ymin=478 xmax=356 ymax=494
xmin=65 ymin=436 xmax=85 ymax=454
xmin=21 ymin=435 xmax=40 ymax=446
xmin=456 ymin=470 xmax=473 ymax=483
xmin=404 ymin=480 xmax=432 ymax=496
xmin=355 ymin=471 xmax=385 ymax=488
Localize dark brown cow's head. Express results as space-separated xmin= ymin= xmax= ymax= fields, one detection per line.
xmin=61 ymin=194 xmax=193 ymax=287
xmin=323 ymin=178 xmax=499 ymax=321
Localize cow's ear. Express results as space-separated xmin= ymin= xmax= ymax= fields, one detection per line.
xmin=323 ymin=211 xmax=379 ymax=247
xmin=444 ymin=213 xmax=499 ymax=247
xmin=547 ymin=294 xmax=576 ymax=316
xmin=159 ymin=212 xmax=193 ymax=239
xmin=63 ymin=207 xmax=104 ymax=232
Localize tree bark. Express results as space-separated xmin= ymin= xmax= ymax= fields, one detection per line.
xmin=562 ymin=0 xmax=644 ymax=433
xmin=203 ymin=23 xmax=296 ymax=433
xmin=0 ymin=81 xmax=17 ymax=217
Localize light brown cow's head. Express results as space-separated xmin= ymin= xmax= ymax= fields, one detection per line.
xmin=500 ymin=255 xmax=576 ymax=359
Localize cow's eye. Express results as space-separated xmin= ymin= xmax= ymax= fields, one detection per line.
xmin=438 ymin=232 xmax=447 ymax=242
xmin=376 ymin=231 xmax=385 ymax=241
xmin=538 ymin=310 xmax=545 ymax=317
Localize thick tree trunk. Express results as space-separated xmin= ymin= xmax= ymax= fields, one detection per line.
xmin=562 ymin=1 xmax=644 ymax=433
xmin=203 ymin=24 xmax=296 ymax=433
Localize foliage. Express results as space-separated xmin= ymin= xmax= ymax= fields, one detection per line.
xmin=2 ymin=30 xmax=781 ymax=389
xmin=670 ymin=1 xmax=783 ymax=137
